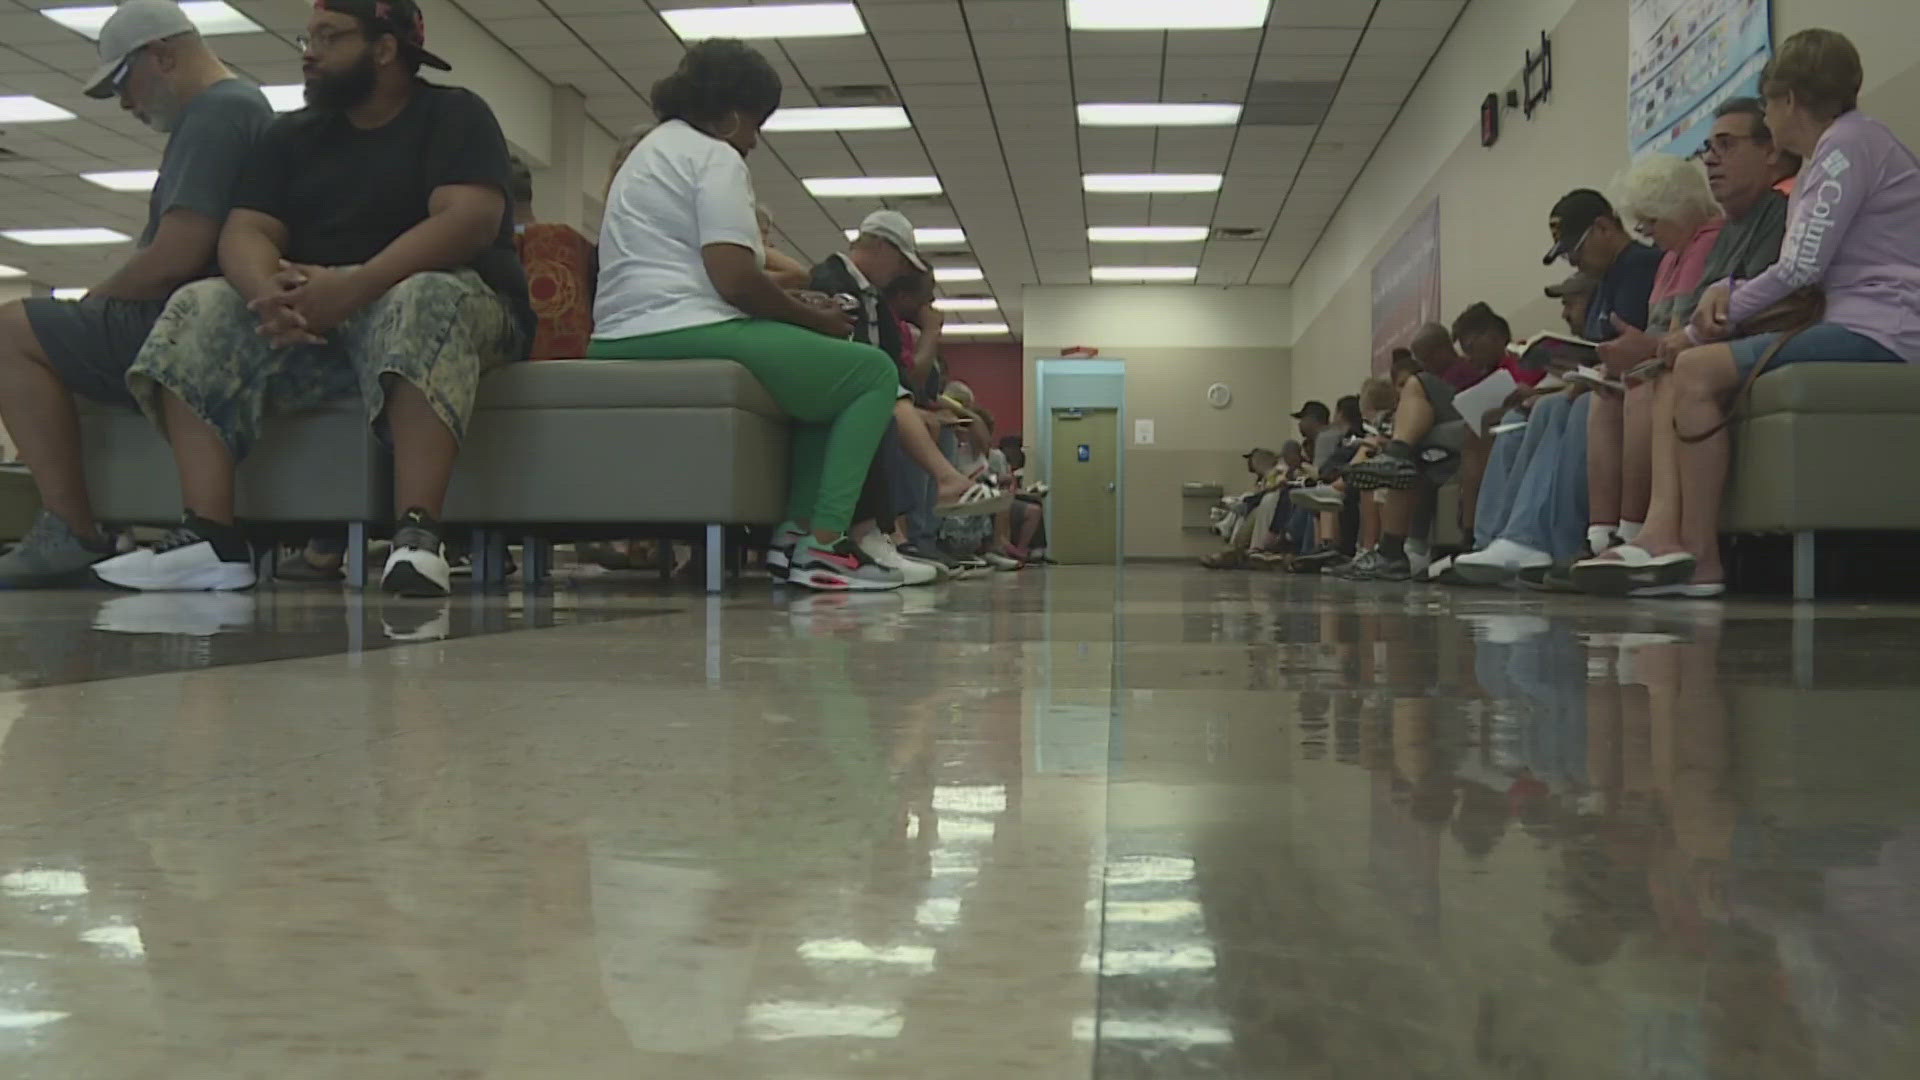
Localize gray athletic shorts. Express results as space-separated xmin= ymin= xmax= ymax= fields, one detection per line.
xmin=22 ymin=295 xmax=171 ymax=408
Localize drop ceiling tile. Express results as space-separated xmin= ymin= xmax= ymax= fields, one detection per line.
xmin=561 ymin=11 xmax=677 ymax=43
xmin=1355 ymin=27 xmax=1451 ymax=58
xmin=867 ymin=31 xmax=976 ymax=60
xmin=861 ymin=2 xmax=968 ymax=34
xmin=1372 ymin=0 xmax=1468 ymax=30
xmin=969 ymin=29 xmax=1067 ymax=58
xmin=1258 ymin=28 xmax=1362 ymax=56
xmin=986 ymin=81 xmax=1074 ymax=105
xmin=892 ymin=59 xmax=984 ymax=85
xmin=482 ymin=16 xmax=580 ymax=47
xmin=1255 ymin=55 xmax=1350 ymax=81
xmin=1266 ymin=0 xmax=1373 ymax=27
xmin=1068 ymin=29 xmax=1164 ymax=56
xmin=515 ymin=44 xmax=608 ymax=74
xmin=1162 ymin=29 xmax=1262 ymax=56
xmin=960 ymin=0 xmax=1067 ymax=31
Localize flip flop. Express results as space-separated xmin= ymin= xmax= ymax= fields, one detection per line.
xmin=1569 ymin=544 xmax=1694 ymax=596
xmin=935 ymin=482 xmax=1013 ymax=518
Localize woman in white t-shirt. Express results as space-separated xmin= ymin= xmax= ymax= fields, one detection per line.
xmin=589 ymin=41 xmax=903 ymax=591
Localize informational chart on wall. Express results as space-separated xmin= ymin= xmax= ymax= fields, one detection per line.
xmin=1629 ymin=0 xmax=1773 ymax=156
xmin=1370 ymin=199 xmax=1441 ymax=376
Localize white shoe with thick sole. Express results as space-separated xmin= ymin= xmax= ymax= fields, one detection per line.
xmin=1453 ymin=540 xmax=1551 ymax=586
xmin=382 ymin=545 xmax=452 ymax=598
xmin=857 ymin=532 xmax=937 ymax=586
xmin=93 ymin=541 xmax=255 ymax=592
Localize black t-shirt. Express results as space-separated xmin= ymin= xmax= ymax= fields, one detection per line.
xmin=232 ymin=82 xmax=533 ymax=351
xmin=808 ymin=254 xmax=902 ymax=362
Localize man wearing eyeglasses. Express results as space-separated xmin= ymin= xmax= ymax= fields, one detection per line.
xmin=98 ymin=0 xmax=532 ymax=598
xmin=0 ymin=0 xmax=271 ymax=587
xmin=1541 ymin=189 xmax=1663 ymax=344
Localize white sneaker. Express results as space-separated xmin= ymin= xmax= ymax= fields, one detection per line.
xmin=981 ymin=551 xmax=1021 ymax=571
xmin=382 ymin=512 xmax=451 ymax=597
xmin=857 ymin=531 xmax=937 ymax=586
xmin=1453 ymin=539 xmax=1551 ymax=586
xmin=93 ymin=522 xmax=254 ymax=593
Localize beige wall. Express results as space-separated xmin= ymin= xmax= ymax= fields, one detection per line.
xmin=1022 ymin=286 xmax=1293 ymax=559
xmin=1288 ymin=0 xmax=1920 ymax=404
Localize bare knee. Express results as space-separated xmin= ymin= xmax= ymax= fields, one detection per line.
xmin=1672 ymin=346 xmax=1735 ymax=401
xmin=0 ymin=300 xmax=49 ymax=367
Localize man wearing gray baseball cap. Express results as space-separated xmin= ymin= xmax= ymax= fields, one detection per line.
xmin=0 ymin=0 xmax=272 ymax=587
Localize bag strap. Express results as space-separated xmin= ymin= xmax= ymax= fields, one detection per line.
xmin=1674 ymin=292 xmax=1825 ymax=444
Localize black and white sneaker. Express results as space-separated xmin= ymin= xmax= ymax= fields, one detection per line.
xmin=93 ymin=513 xmax=255 ymax=592
xmin=382 ymin=509 xmax=452 ymax=598
xmin=765 ymin=523 xmax=808 ymax=584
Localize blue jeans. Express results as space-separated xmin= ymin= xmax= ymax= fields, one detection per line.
xmin=1474 ymin=408 xmax=1530 ymax=549
xmin=898 ymin=426 xmax=954 ymax=551
xmin=1497 ymin=394 xmax=1591 ymax=561
xmin=1729 ymin=321 xmax=1906 ymax=376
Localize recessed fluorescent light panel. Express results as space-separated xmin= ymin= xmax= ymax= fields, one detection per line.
xmin=1 ymin=228 xmax=131 ymax=246
xmin=1088 ymin=226 xmax=1210 ymax=243
xmin=661 ymin=3 xmax=865 ymax=41
xmin=804 ymin=176 xmax=942 ymax=197
xmin=1077 ymin=103 xmax=1242 ymax=126
xmin=0 ymin=96 xmax=76 ymax=124
xmin=933 ymin=298 xmax=999 ymax=312
xmin=50 ymin=288 xmax=89 ymax=300
xmin=1083 ymin=173 xmax=1224 ymax=194
xmin=766 ymin=106 xmax=909 ymax=132
xmin=261 ymin=84 xmax=306 ymax=112
xmin=843 ymin=227 xmax=966 ymax=246
xmin=942 ymin=323 xmax=1011 ymax=335
xmin=1068 ymin=0 xmax=1270 ymax=31
xmin=0 ymin=265 xmax=25 ymax=279
xmin=932 ymin=267 xmax=985 ymax=283
xmin=81 ymin=170 xmax=159 ymax=192
xmin=43 ymin=2 xmax=261 ymax=40
xmin=1091 ymin=266 xmax=1200 ymax=282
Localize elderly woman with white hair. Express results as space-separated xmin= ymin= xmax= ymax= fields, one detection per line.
xmin=1583 ymin=152 xmax=1726 ymax=561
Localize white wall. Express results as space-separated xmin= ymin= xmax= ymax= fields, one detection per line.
xmin=417 ymin=0 xmax=555 ymax=168
xmin=1289 ymin=0 xmax=1579 ymax=341
xmin=1021 ymin=286 xmax=1294 ymax=558
xmin=1023 ymin=286 xmax=1291 ymax=350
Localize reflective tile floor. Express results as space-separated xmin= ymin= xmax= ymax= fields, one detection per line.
xmin=0 ymin=567 xmax=1916 ymax=1077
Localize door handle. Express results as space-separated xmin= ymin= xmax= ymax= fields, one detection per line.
xmin=1106 ymin=482 xmax=1116 ymax=493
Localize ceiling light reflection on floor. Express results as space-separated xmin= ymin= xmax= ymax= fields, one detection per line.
xmin=744 ymin=1001 xmax=904 ymax=1041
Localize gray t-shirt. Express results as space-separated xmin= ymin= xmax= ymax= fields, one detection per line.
xmin=141 ymin=78 xmax=274 ymax=277
xmin=1310 ymin=424 xmax=1346 ymax=477
xmin=1671 ymin=189 xmax=1790 ymax=328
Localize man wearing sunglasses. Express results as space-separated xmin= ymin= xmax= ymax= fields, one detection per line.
xmin=98 ymin=0 xmax=531 ymax=598
xmin=0 ymin=0 xmax=271 ymax=588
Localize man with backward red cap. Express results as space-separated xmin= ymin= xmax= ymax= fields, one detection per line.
xmin=98 ymin=0 xmax=534 ymax=599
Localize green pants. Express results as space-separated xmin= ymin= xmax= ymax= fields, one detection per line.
xmin=589 ymin=319 xmax=898 ymax=534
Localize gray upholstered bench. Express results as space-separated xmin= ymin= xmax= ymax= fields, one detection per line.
xmin=1725 ymin=362 xmax=1920 ymax=598
xmin=443 ymin=358 xmax=789 ymax=592
xmin=79 ymin=401 xmax=390 ymax=585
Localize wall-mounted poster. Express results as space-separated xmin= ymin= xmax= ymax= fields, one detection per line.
xmin=1370 ymin=199 xmax=1441 ymax=376
xmin=1630 ymin=0 xmax=1773 ymax=156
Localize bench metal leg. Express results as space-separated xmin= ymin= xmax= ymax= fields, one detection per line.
xmin=1792 ymin=530 xmax=1816 ymax=601
xmin=705 ymin=525 xmax=724 ymax=594
xmin=522 ymin=536 xmax=551 ymax=591
xmin=469 ymin=528 xmax=493 ymax=593
xmin=258 ymin=543 xmax=280 ymax=585
xmin=347 ymin=521 xmax=368 ymax=589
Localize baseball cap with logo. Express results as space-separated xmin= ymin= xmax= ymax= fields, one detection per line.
xmin=857 ymin=210 xmax=928 ymax=273
xmin=1544 ymin=271 xmax=1598 ymax=299
xmin=1541 ymin=188 xmax=1616 ymax=266
xmin=84 ymin=0 xmax=196 ymax=100
xmin=314 ymin=0 xmax=453 ymax=73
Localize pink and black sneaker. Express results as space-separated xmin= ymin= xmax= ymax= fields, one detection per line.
xmin=789 ymin=537 xmax=904 ymax=592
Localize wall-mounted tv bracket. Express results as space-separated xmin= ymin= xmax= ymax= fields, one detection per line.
xmin=1523 ymin=31 xmax=1552 ymax=118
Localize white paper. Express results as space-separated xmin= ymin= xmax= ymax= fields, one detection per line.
xmin=1133 ymin=418 xmax=1155 ymax=445
xmin=1452 ymin=369 xmax=1517 ymax=436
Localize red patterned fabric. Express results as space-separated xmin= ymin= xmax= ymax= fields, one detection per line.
xmin=514 ymin=224 xmax=596 ymax=360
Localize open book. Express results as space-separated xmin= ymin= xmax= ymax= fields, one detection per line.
xmin=1512 ymin=331 xmax=1601 ymax=372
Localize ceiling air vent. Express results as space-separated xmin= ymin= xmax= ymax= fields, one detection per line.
xmin=1241 ymin=80 xmax=1339 ymax=126
xmin=815 ymin=84 xmax=900 ymax=106
xmin=1209 ymin=227 xmax=1265 ymax=241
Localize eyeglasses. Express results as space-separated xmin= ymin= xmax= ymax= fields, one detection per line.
xmin=296 ymin=26 xmax=365 ymax=52
xmin=1563 ymin=223 xmax=1595 ymax=264
xmin=1690 ymin=133 xmax=1770 ymax=162
xmin=108 ymin=45 xmax=148 ymax=94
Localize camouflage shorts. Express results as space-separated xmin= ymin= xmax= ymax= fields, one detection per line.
xmin=125 ymin=269 xmax=518 ymax=460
